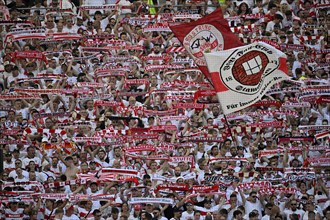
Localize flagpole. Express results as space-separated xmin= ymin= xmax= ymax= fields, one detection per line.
xmin=223 ymin=113 xmax=235 ymax=142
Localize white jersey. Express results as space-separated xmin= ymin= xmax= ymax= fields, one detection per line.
xmin=4 ymin=208 xmax=24 ymax=220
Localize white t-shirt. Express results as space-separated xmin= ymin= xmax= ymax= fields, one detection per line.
xmin=62 ymin=214 xmax=80 ymax=220
xmin=244 ymin=200 xmax=263 ymax=218
xmin=4 ymin=160 xmax=15 ymax=170
xmin=283 ymin=208 xmax=305 ymax=220
xmin=22 ymin=156 xmax=42 ymax=168
xmin=181 ymin=211 xmax=194 ymax=220
xmin=8 ymin=170 xmax=29 ymax=179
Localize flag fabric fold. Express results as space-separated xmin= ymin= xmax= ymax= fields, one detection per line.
xmin=169 ymin=8 xmax=243 ymax=83
xmin=205 ymin=42 xmax=289 ymax=114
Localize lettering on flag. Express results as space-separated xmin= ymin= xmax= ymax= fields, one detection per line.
xmin=205 ymin=42 xmax=289 ymax=114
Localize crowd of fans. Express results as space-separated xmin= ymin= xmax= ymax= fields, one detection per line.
xmin=0 ymin=0 xmax=329 ymax=219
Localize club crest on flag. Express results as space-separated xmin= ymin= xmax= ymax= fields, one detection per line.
xmin=169 ymin=7 xmax=243 ymax=83
xmin=183 ymin=24 xmax=224 ymax=66
xmin=221 ymin=45 xmax=280 ymax=95
xmin=205 ymin=42 xmax=289 ymax=115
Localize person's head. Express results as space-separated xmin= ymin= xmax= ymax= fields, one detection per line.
xmin=108 ymin=185 xmax=118 ymax=195
xmin=71 ymin=153 xmax=79 ymax=165
xmin=249 ymin=191 xmax=258 ymax=203
xmin=265 ymin=203 xmax=273 ymax=215
xmin=5 ymin=152 xmax=12 ymax=162
xmin=9 ymin=202 xmax=19 ymax=211
xmin=150 ymin=161 xmax=158 ymax=171
xmin=268 ymin=3 xmax=278 ymax=13
xmin=193 ymin=211 xmax=201 ymax=220
xmin=90 ymin=182 xmax=98 ymax=192
xmin=248 ymin=211 xmax=258 ymax=220
xmin=54 ymin=208 xmax=64 ymax=218
xmin=65 ymin=156 xmax=74 ymax=166
xmin=80 ymin=161 xmax=88 ymax=173
xmin=114 ymin=147 xmax=121 ymax=157
xmin=274 ymin=14 xmax=283 ymax=23
xmin=45 ymin=118 xmax=54 ymax=129
xmin=153 ymin=44 xmax=161 ymax=54
xmin=219 ymin=209 xmax=228 ymax=219
xmin=152 ymin=207 xmax=161 ymax=219
xmin=120 ymin=32 xmax=128 ymax=41
xmin=230 ymin=146 xmax=237 ymax=157
xmin=211 ymin=145 xmax=219 ymax=155
xmin=4 ymin=61 xmax=15 ymax=72
xmin=94 ymin=11 xmax=102 ymax=20
xmin=229 ymin=193 xmax=237 ymax=204
xmin=86 ymin=100 xmax=94 ymax=110
xmin=211 ymin=106 xmax=220 ymax=116
xmin=27 ymin=146 xmax=36 ymax=158
xmin=57 ymin=22 xmax=64 ymax=32
xmin=89 ymin=161 xmax=97 ymax=170
xmin=28 ymin=160 xmax=36 ymax=170
xmin=291 ymin=158 xmax=301 ymax=167
xmin=186 ymin=202 xmax=194 ymax=211
xmin=304 ymin=201 xmax=315 ymax=212
xmin=93 ymin=209 xmax=102 ymax=220
xmin=233 ymin=210 xmax=243 ymax=220
xmin=223 ymin=139 xmax=232 ymax=149
xmin=7 ymin=110 xmax=15 ymax=120
xmin=173 ymin=208 xmax=182 ymax=219
xmin=290 ymin=200 xmax=298 ymax=211
xmin=174 ymin=166 xmax=181 ymax=176
xmin=323 ymin=207 xmax=330 ymax=220
xmin=141 ymin=211 xmax=152 ymax=220
xmin=112 ymin=207 xmax=120 ymax=219
xmin=238 ymin=2 xmax=249 ymax=12
xmin=98 ymin=149 xmax=106 ymax=160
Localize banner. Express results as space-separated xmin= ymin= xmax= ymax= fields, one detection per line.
xmin=129 ymin=197 xmax=174 ymax=204
xmin=205 ymin=42 xmax=289 ymax=114
xmin=169 ymin=7 xmax=243 ymax=83
xmin=11 ymin=50 xmax=48 ymax=64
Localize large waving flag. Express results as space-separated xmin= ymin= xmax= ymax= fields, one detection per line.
xmin=204 ymin=42 xmax=289 ymax=114
xmin=169 ymin=8 xmax=243 ymax=83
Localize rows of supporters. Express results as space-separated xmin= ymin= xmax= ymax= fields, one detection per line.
xmin=0 ymin=0 xmax=329 ymax=220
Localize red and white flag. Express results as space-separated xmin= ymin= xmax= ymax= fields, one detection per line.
xmin=205 ymin=42 xmax=289 ymax=114
xmin=169 ymin=8 xmax=243 ymax=83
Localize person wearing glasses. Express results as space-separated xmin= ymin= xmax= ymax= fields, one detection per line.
xmin=283 ymin=199 xmax=305 ymax=220
xmin=152 ymin=207 xmax=167 ymax=220
xmin=3 ymin=152 xmax=15 ymax=171
xmin=8 ymin=159 xmax=29 ymax=179
xmin=261 ymin=203 xmax=273 ymax=220
xmin=181 ymin=203 xmax=194 ymax=220
xmin=302 ymin=201 xmax=322 ymax=220
xmin=93 ymin=209 xmax=106 ymax=220
xmin=239 ymin=190 xmax=264 ymax=220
